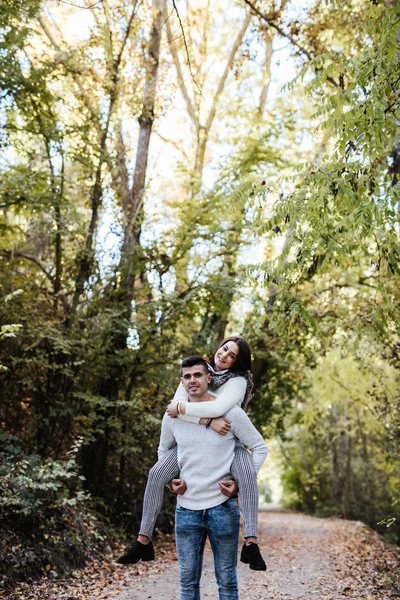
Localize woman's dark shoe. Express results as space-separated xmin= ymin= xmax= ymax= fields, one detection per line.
xmin=240 ymin=542 xmax=267 ymax=571
xmin=116 ymin=540 xmax=155 ymax=565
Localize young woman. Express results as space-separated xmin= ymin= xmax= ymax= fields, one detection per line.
xmin=117 ymin=336 xmax=267 ymax=571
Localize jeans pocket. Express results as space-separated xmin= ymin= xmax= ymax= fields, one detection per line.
xmin=221 ymin=497 xmax=239 ymax=511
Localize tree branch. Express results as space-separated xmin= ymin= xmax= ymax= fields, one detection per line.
xmin=165 ymin=14 xmax=199 ymax=129
xmin=39 ymin=16 xmax=100 ymax=121
xmin=243 ymin=0 xmax=339 ymax=87
xmin=204 ymin=12 xmax=251 ymax=136
xmin=171 ymin=0 xmax=202 ymax=97
xmin=68 ymin=2 xmax=138 ymax=318
xmin=2 ymin=250 xmax=54 ymax=283
xmin=243 ymin=0 xmax=312 ymax=59
xmin=109 ymin=124 xmax=131 ymax=203
xmin=155 ymin=130 xmax=190 ymax=162
xmin=258 ymin=31 xmax=273 ymax=116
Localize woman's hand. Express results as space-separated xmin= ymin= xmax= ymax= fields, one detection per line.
xmin=218 ymin=480 xmax=238 ymax=498
xmin=171 ymin=479 xmax=187 ymax=495
xmin=210 ymin=417 xmax=231 ymax=436
xmin=167 ymin=401 xmax=179 ymax=417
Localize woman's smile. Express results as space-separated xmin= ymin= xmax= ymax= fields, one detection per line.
xmin=214 ymin=341 xmax=239 ymax=371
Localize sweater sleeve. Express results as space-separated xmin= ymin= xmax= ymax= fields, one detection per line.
xmin=178 ymin=408 xmax=201 ymax=425
xmin=229 ymin=408 xmax=268 ymax=474
xmin=184 ymin=377 xmax=247 ymax=418
xmin=171 ymin=382 xmax=200 ymax=424
xmin=173 ymin=381 xmax=188 ymax=402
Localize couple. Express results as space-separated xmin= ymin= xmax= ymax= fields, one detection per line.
xmin=118 ymin=336 xmax=268 ymax=599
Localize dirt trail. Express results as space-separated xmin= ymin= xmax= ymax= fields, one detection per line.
xmin=91 ymin=510 xmax=399 ymax=600
xmin=10 ymin=510 xmax=399 ymax=600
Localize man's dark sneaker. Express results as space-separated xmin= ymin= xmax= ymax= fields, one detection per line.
xmin=240 ymin=542 xmax=267 ymax=571
xmin=116 ymin=540 xmax=155 ymax=565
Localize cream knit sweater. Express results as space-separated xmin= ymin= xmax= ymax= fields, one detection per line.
xmin=158 ymin=403 xmax=268 ymax=510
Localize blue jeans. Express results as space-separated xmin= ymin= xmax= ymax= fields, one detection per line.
xmin=175 ymin=498 xmax=240 ymax=600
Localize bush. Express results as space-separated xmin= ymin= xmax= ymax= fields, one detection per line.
xmin=0 ymin=433 xmax=108 ymax=591
xmin=0 ymin=434 xmax=88 ymax=518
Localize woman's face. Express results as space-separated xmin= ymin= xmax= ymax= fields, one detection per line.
xmin=214 ymin=341 xmax=240 ymax=371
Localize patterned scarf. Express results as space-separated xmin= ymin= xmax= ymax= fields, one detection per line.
xmin=206 ymin=363 xmax=254 ymax=413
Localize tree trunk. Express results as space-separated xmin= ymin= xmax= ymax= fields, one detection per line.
xmin=66 ymin=4 xmax=138 ymax=323
xmin=167 ymin=11 xmax=251 ymax=295
xmin=82 ymin=0 xmax=165 ymax=495
xmin=199 ymin=27 xmax=274 ymax=341
xmin=342 ymin=429 xmax=352 ymax=519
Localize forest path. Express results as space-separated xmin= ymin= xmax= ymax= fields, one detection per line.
xmin=92 ymin=510 xmax=399 ymax=600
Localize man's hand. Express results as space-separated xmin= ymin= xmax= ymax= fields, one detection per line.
xmin=211 ymin=417 xmax=231 ymax=436
xmin=171 ymin=479 xmax=187 ymax=495
xmin=166 ymin=401 xmax=179 ymax=418
xmin=218 ymin=480 xmax=238 ymax=498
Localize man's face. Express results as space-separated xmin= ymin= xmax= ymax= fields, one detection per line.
xmin=181 ymin=364 xmax=211 ymax=399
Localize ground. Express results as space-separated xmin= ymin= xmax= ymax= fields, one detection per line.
xmin=9 ymin=510 xmax=400 ymax=600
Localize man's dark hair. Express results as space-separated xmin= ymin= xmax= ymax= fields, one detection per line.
xmin=180 ymin=355 xmax=209 ymax=374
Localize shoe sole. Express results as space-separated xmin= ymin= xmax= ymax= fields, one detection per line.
xmin=249 ymin=564 xmax=267 ymax=571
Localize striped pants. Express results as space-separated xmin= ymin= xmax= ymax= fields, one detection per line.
xmin=139 ymin=443 xmax=258 ymax=539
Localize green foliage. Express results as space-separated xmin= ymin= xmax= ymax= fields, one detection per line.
xmin=0 ymin=433 xmax=107 ymax=589
xmin=0 ymin=0 xmax=399 ymax=590
xmin=0 ymin=323 xmax=22 ymax=340
xmin=234 ymin=0 xmax=400 ymax=538
xmin=258 ymin=1 xmax=399 ymax=310
xmin=279 ymin=344 xmax=400 ymax=538
xmin=0 ymin=433 xmax=88 ymax=517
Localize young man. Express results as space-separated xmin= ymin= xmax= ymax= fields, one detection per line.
xmin=159 ymin=356 xmax=268 ymax=600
